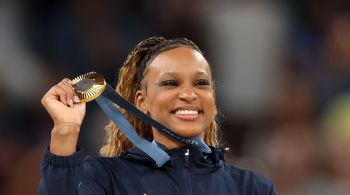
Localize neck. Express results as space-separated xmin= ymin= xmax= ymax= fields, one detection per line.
xmin=152 ymin=130 xmax=186 ymax=150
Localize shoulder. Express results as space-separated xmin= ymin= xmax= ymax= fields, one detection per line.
xmin=82 ymin=155 xmax=143 ymax=179
xmin=222 ymin=163 xmax=276 ymax=194
xmin=82 ymin=155 xmax=124 ymax=175
xmin=227 ymin=163 xmax=272 ymax=185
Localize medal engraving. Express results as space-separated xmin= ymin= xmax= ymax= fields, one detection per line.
xmin=72 ymin=72 xmax=106 ymax=103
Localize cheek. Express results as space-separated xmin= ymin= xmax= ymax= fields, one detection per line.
xmin=145 ymin=91 xmax=175 ymax=114
xmin=202 ymin=92 xmax=217 ymax=117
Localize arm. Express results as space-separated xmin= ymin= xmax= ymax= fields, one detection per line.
xmin=39 ymin=149 xmax=109 ymax=195
xmin=41 ymin=78 xmax=86 ymax=156
xmin=39 ymin=78 xmax=86 ymax=194
xmin=39 ymin=147 xmax=85 ymax=195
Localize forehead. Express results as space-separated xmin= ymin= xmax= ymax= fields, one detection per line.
xmin=147 ymin=47 xmax=211 ymax=76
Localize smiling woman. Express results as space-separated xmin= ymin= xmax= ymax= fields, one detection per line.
xmin=39 ymin=37 xmax=277 ymax=195
xmin=135 ymin=47 xmax=217 ymax=147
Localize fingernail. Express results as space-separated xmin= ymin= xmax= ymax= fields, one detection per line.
xmin=73 ymin=96 xmax=80 ymax=103
xmin=69 ymin=99 xmax=74 ymax=107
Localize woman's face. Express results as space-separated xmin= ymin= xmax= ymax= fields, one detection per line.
xmin=136 ymin=47 xmax=216 ymax=141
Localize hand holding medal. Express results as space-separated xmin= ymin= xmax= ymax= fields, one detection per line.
xmin=41 ymin=78 xmax=86 ymax=156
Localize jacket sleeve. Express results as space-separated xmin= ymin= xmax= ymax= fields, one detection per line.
xmin=38 ymin=147 xmax=85 ymax=195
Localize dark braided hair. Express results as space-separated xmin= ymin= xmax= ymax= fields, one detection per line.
xmin=100 ymin=37 xmax=218 ymax=157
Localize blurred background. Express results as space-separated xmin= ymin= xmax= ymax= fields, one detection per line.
xmin=1 ymin=0 xmax=350 ymax=194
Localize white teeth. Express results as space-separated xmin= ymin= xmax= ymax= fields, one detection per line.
xmin=175 ymin=110 xmax=199 ymax=115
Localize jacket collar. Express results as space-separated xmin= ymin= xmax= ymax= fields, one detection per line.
xmin=120 ymin=142 xmax=226 ymax=172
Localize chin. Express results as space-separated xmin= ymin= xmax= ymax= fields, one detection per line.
xmin=172 ymin=128 xmax=204 ymax=138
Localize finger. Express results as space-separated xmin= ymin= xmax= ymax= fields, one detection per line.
xmin=41 ymin=86 xmax=55 ymax=107
xmin=62 ymin=79 xmax=81 ymax=105
xmin=58 ymin=79 xmax=74 ymax=107
xmin=62 ymin=78 xmax=74 ymax=91
xmin=56 ymin=84 xmax=68 ymax=106
xmin=62 ymin=80 xmax=75 ymax=107
xmin=53 ymin=84 xmax=69 ymax=106
xmin=41 ymin=84 xmax=64 ymax=107
xmin=59 ymin=94 xmax=67 ymax=105
xmin=73 ymin=95 xmax=81 ymax=104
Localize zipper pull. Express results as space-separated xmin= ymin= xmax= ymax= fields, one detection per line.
xmin=184 ymin=149 xmax=190 ymax=168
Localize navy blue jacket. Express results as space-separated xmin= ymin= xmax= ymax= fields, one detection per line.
xmin=39 ymin=145 xmax=277 ymax=195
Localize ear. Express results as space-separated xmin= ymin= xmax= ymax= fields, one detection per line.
xmin=135 ymin=90 xmax=147 ymax=114
xmin=213 ymin=105 xmax=218 ymax=117
xmin=212 ymin=90 xmax=218 ymax=116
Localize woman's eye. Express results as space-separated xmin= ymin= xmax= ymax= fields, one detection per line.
xmin=195 ymin=79 xmax=210 ymax=86
xmin=158 ymin=80 xmax=179 ymax=87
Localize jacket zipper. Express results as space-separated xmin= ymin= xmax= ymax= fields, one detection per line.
xmin=184 ymin=148 xmax=192 ymax=194
xmin=184 ymin=148 xmax=190 ymax=168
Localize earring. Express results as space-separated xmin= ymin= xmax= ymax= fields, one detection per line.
xmin=140 ymin=107 xmax=149 ymax=115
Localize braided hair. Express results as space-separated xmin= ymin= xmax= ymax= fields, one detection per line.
xmin=100 ymin=37 xmax=219 ymax=157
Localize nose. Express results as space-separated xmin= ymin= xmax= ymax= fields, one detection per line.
xmin=178 ymin=86 xmax=198 ymax=102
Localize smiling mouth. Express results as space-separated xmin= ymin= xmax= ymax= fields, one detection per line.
xmin=175 ymin=110 xmax=199 ymax=115
xmin=171 ymin=109 xmax=202 ymax=121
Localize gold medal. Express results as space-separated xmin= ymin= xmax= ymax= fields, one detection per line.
xmin=72 ymin=72 xmax=106 ymax=103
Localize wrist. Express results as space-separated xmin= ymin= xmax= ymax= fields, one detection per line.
xmin=52 ymin=123 xmax=81 ymax=135
xmin=50 ymin=124 xmax=81 ymax=156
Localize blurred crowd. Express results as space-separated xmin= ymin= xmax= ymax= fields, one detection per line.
xmin=0 ymin=0 xmax=350 ymax=194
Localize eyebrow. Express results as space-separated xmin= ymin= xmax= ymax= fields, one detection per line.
xmin=159 ymin=70 xmax=209 ymax=78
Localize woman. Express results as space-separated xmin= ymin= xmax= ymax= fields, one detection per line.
xmin=39 ymin=37 xmax=277 ymax=195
